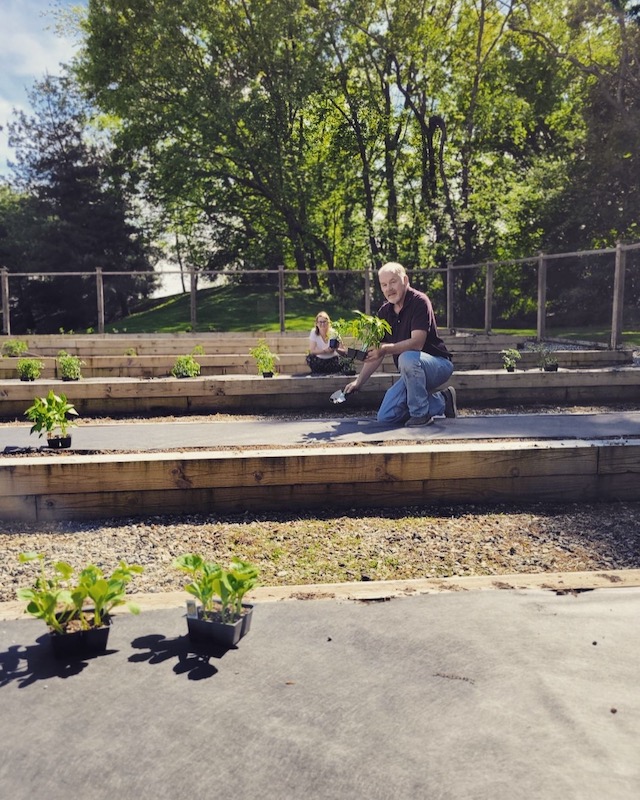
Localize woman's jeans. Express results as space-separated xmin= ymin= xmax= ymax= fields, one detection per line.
xmin=377 ymin=351 xmax=454 ymax=423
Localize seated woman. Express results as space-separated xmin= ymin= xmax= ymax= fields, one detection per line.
xmin=306 ymin=312 xmax=351 ymax=375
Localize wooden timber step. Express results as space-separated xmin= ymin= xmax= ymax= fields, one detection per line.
xmin=0 ymin=347 xmax=632 ymax=380
xmin=0 ymin=368 xmax=638 ymax=418
xmin=1 ymin=438 xmax=638 ymax=522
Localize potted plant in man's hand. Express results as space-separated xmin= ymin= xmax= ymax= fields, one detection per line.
xmin=24 ymin=389 xmax=79 ymax=448
xmin=17 ymin=552 xmax=144 ymax=658
xmin=173 ymin=554 xmax=259 ymax=646
xmin=347 ymin=311 xmax=392 ymax=361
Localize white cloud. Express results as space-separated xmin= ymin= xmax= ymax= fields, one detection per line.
xmin=0 ymin=0 xmax=84 ymax=175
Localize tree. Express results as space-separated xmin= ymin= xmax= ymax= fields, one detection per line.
xmin=5 ymin=74 xmax=157 ymax=332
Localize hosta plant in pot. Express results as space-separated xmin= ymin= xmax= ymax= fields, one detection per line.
xmin=347 ymin=311 xmax=392 ymax=361
xmin=17 ymin=552 xmax=144 ymax=659
xmin=24 ymin=389 xmax=79 ymax=448
xmin=173 ymin=554 xmax=259 ymax=646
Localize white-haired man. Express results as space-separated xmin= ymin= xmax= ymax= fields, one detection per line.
xmin=345 ymin=262 xmax=456 ymax=426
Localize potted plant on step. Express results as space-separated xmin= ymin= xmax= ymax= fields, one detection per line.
xmin=16 ymin=357 xmax=44 ymax=381
xmin=346 ymin=311 xmax=392 ymax=361
xmin=249 ymin=339 xmax=279 ymax=377
xmin=173 ymin=554 xmax=259 ymax=646
xmin=535 ymin=344 xmax=559 ymax=372
xmin=2 ymin=338 xmax=29 ymax=357
xmin=57 ymin=350 xmax=85 ymax=381
xmin=24 ymin=389 xmax=79 ymax=448
xmin=500 ymin=348 xmax=521 ymax=372
xmin=17 ymin=552 xmax=144 ymax=658
xmin=171 ymin=353 xmax=201 ymax=378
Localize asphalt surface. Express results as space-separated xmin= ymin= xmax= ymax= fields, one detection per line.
xmin=2 ymin=409 xmax=640 ymax=451
xmin=0 ymin=587 xmax=638 ymax=800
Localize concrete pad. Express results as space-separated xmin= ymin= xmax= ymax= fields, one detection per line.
xmin=0 ymin=587 xmax=638 ymax=799
xmin=2 ymin=410 xmax=640 ymax=452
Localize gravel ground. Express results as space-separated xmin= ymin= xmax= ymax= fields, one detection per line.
xmin=2 ymin=401 xmax=639 ymax=603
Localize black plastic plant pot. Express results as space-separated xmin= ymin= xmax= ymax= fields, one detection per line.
xmin=187 ymin=604 xmax=254 ymax=647
xmin=50 ymin=623 xmax=111 ymax=659
xmin=262 ymin=371 xmax=274 ymax=378
xmin=47 ymin=436 xmax=72 ymax=449
xmin=544 ymin=364 xmax=558 ymax=372
xmin=354 ymin=349 xmax=368 ymax=361
xmin=329 ymin=338 xmax=339 ymax=349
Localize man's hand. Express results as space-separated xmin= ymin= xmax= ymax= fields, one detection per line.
xmin=344 ymin=379 xmax=359 ymax=394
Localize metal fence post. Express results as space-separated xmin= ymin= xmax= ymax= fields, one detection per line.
xmin=611 ymin=242 xmax=626 ymax=349
xmin=96 ymin=268 xmax=105 ymax=333
xmin=278 ymin=265 xmax=285 ymax=332
xmin=190 ymin=269 xmax=197 ymax=329
xmin=364 ymin=269 xmax=371 ymax=315
xmin=484 ymin=263 xmax=494 ymax=333
xmin=1 ymin=268 xmax=10 ymax=336
xmin=446 ymin=262 xmax=454 ymax=332
xmin=536 ymin=253 xmax=547 ymax=341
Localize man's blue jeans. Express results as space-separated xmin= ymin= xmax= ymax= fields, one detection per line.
xmin=377 ymin=350 xmax=454 ymax=423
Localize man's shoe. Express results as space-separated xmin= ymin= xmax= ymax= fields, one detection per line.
xmin=405 ymin=414 xmax=434 ymax=427
xmin=443 ymin=386 xmax=457 ymax=418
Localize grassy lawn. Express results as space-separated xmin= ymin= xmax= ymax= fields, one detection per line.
xmin=105 ymin=285 xmax=640 ymax=346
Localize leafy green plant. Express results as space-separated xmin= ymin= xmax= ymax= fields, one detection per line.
xmin=16 ymin=357 xmax=44 ymax=381
xmin=348 ymin=311 xmax=392 ymax=352
xmin=24 ymin=390 xmax=79 ymax=439
xmin=173 ymin=554 xmax=259 ymax=624
xmin=170 ymin=353 xmax=201 ymax=377
xmin=249 ymin=339 xmax=279 ymax=374
xmin=2 ymin=339 xmax=29 ymax=357
xmin=17 ymin=552 xmax=144 ymax=633
xmin=124 ymin=347 xmax=137 ymax=356
xmin=534 ymin=343 xmax=558 ymax=370
xmin=500 ymin=348 xmax=521 ymax=370
xmin=57 ymin=350 xmax=85 ymax=380
xmin=191 ymin=344 xmax=206 ymax=355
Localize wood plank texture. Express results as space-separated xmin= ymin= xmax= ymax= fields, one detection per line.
xmin=1 ymin=440 xmax=638 ymax=521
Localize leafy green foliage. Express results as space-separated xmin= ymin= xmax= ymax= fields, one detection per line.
xmin=57 ymin=350 xmax=85 ymax=380
xmin=1 ymin=339 xmax=28 ymax=357
xmin=347 ymin=311 xmax=392 ymax=351
xmin=173 ymin=554 xmax=259 ymax=624
xmin=500 ymin=348 xmax=522 ymax=370
xmin=16 ymin=358 xmax=44 ymax=381
xmin=249 ymin=340 xmax=279 ymax=374
xmin=17 ymin=552 xmax=144 ymax=633
xmin=170 ymin=354 xmax=201 ymax=378
xmin=24 ymin=390 xmax=79 ymax=438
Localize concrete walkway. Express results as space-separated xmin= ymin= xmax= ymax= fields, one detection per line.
xmin=2 ymin=409 xmax=639 ymax=451
xmin=1 ymin=584 xmax=638 ymax=800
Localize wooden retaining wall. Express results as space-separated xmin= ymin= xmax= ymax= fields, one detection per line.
xmin=1 ymin=439 xmax=638 ymax=522
xmin=0 ymin=368 xmax=638 ymax=418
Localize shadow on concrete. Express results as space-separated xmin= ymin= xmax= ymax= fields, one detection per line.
xmin=128 ymin=632 xmax=238 ymax=680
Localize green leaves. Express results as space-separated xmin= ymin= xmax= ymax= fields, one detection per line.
xmin=24 ymin=390 xmax=79 ymax=438
xmin=17 ymin=553 xmax=144 ymax=633
xmin=173 ymin=553 xmax=259 ymax=623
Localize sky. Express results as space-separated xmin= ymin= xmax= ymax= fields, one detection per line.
xmin=0 ymin=0 xmax=85 ymax=176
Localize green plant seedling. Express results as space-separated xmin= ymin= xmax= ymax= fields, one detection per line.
xmin=24 ymin=390 xmax=79 ymax=439
xmin=16 ymin=357 xmax=44 ymax=381
xmin=171 ymin=354 xmax=201 ymax=377
xmin=249 ymin=339 xmax=279 ymax=375
xmin=2 ymin=339 xmax=29 ymax=357
xmin=500 ymin=348 xmax=521 ymax=370
xmin=57 ymin=350 xmax=85 ymax=380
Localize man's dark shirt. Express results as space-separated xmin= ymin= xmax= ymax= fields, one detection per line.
xmin=378 ymin=286 xmax=451 ymax=368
